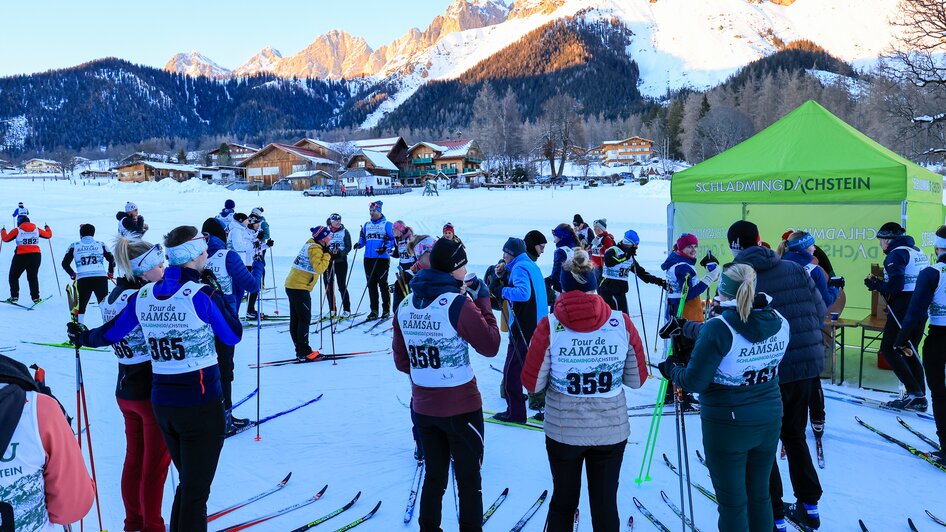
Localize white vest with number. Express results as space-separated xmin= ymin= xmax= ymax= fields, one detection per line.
xmin=100 ymin=288 xmax=151 ymax=364
xmin=227 ymin=226 xmax=254 ymax=266
xmin=603 ymin=248 xmax=633 ymax=281
xmin=396 ymin=238 xmax=414 ymax=266
xmin=712 ymin=310 xmax=790 ymax=387
xmin=329 ymin=228 xmax=346 ymax=251
xmin=135 ymin=281 xmax=216 ymax=374
xmin=398 ymin=293 xmax=474 ymax=388
xmin=71 ymin=238 xmax=107 ymax=279
xmin=666 ymin=262 xmax=695 ymax=298
xmin=927 ymin=263 xmax=946 ymax=326
xmin=117 ymin=218 xmax=141 ymax=238
xmin=15 ymin=226 xmax=39 ymax=248
xmin=547 ymin=311 xmax=628 ymax=398
xmin=885 ymin=246 xmax=930 ymax=292
xmin=206 ymin=249 xmax=233 ymax=295
xmin=291 ymin=243 xmax=316 ymax=274
xmin=0 ymin=388 xmax=54 ymax=532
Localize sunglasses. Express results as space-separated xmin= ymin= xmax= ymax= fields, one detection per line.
xmin=137 ymin=243 xmax=165 ymax=264
xmin=190 ymin=232 xmax=209 ymax=242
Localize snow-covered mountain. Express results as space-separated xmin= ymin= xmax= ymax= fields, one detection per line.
xmin=163 ymin=51 xmax=231 ymax=79
xmin=162 ymin=0 xmax=904 ymax=126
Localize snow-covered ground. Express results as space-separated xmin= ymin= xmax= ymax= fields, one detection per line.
xmin=0 ymin=178 xmax=936 ymax=531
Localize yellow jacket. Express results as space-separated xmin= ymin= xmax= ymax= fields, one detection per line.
xmin=284 ymin=239 xmax=331 ymax=291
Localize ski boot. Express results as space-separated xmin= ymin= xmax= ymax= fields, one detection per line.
xmin=784 ymin=501 xmax=820 ymax=529
xmin=366 ymin=312 xmax=378 ymax=321
xmin=886 ymin=394 xmax=928 ymax=412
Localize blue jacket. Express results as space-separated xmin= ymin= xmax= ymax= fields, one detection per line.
xmin=735 ymin=246 xmax=826 ymax=383
xmin=207 ymin=235 xmax=264 ymax=314
xmin=897 ymin=254 xmax=944 ymax=345
xmin=548 ymin=234 xmax=577 ymax=292
xmin=82 ymin=266 xmax=243 ymax=406
xmin=782 ymin=250 xmax=835 ymax=308
xmin=357 ymin=216 xmax=395 ymax=259
xmin=501 ymin=253 xmax=549 ymax=341
xmin=660 ymin=252 xmax=709 ymax=317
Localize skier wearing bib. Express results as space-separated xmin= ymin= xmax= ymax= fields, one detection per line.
xmin=61 ymin=223 xmax=116 ymax=323
xmin=68 ymin=225 xmax=243 ymax=532
xmin=11 ymin=201 xmax=28 ymax=224
xmin=392 ymin=238 xmax=500 ymax=532
xmin=392 ymin=220 xmax=416 ymax=309
xmin=589 ymin=219 xmax=615 ymax=278
xmin=226 ymin=213 xmax=256 ymax=315
xmin=352 ymin=200 xmax=394 ymax=320
xmin=865 ymin=221 xmax=930 ymax=410
xmin=572 ymin=214 xmax=592 ymax=248
xmin=547 ymin=224 xmax=580 ymax=307
xmin=244 ymin=212 xmax=272 ymax=320
xmin=895 ymin=224 xmax=946 ymax=464
xmin=285 ymin=226 xmax=332 ymax=361
xmin=215 ymin=199 xmax=236 ymax=232
xmin=660 ymin=233 xmax=719 ymax=322
xmin=726 ymin=220 xmax=825 ymax=531
xmin=96 ymin=235 xmax=172 ymax=532
xmin=522 ymin=249 xmax=647 ymax=532
xmin=202 ymin=218 xmax=264 ymax=430
xmin=116 ymin=202 xmax=147 ymax=238
xmin=0 ymin=355 xmax=95 ymax=531
xmin=326 ymin=213 xmax=352 ymax=317
xmin=658 ymin=263 xmax=789 ymax=532
xmin=599 ymin=229 xmax=667 ymax=314
xmin=2 ymin=215 xmax=53 ymax=304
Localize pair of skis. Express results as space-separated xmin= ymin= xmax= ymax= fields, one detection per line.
xmin=208 ymin=477 xmax=379 ymax=532
xmin=1 ymin=294 xmax=51 ymax=310
xmin=860 ymin=517 xmax=922 ymax=531
xmin=21 ymin=340 xmax=108 ymax=352
xmin=224 ymin=393 xmax=323 ymax=438
xmin=855 ymin=416 xmax=946 ymax=473
xmin=823 ymin=388 xmax=935 ymax=421
xmin=248 ymin=349 xmax=388 ymax=368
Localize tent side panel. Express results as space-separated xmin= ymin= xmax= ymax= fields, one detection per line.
xmin=671 ymin=202 xmax=745 ymax=260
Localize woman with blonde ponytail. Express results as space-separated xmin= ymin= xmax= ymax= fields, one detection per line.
xmin=657 ymin=263 xmax=789 ymax=532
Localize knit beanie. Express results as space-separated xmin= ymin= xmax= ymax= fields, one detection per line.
xmin=503 ymin=237 xmax=526 ymax=257
xmin=876 ymin=222 xmax=905 ymax=239
xmin=560 ymin=266 xmax=597 ymax=293
xmin=369 ymin=200 xmax=383 ymax=212
xmin=430 ymin=238 xmax=468 ymax=273
xmin=251 ymin=207 xmax=264 ymax=218
xmin=551 ymin=225 xmax=571 ymax=240
xmin=310 ymin=225 xmax=330 ymax=242
xmin=727 ymin=220 xmax=760 ymax=251
xmin=202 ymin=217 xmax=227 ymax=242
xmin=622 ymin=229 xmax=640 ymax=246
xmin=593 ymin=219 xmax=607 ymax=231
xmin=79 ymin=224 xmax=95 ymax=237
xmin=573 ymin=214 xmax=585 ymax=225
xmin=125 ymin=201 xmax=137 ymax=213
xmin=225 ymin=199 xmax=236 ymax=210
xmin=787 ymin=233 xmax=816 ymax=252
xmin=524 ymin=230 xmax=547 ymax=249
xmin=443 ymin=222 xmax=455 ymax=233
xmin=676 ymin=233 xmax=698 ymax=250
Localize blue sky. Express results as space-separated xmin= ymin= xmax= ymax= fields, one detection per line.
xmin=1 ymin=0 xmax=451 ymax=77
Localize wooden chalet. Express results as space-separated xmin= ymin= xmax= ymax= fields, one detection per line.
xmin=590 ymin=137 xmax=654 ymax=166
xmin=346 ymin=149 xmax=400 ymax=177
xmin=208 ymin=143 xmax=258 ymax=165
xmin=402 ymin=139 xmax=482 ymax=186
xmin=23 ymin=158 xmax=62 ymax=174
xmin=272 ymin=170 xmax=333 ymax=191
xmin=238 ymin=143 xmax=338 ymax=186
xmin=114 ymin=161 xmax=197 ymax=182
xmin=120 ymin=152 xmax=168 ymax=165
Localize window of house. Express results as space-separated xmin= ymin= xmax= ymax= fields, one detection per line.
xmin=450 ymin=163 xmax=456 ymax=169
xmin=292 ymin=164 xmax=306 ymax=173
xmin=357 ymin=161 xmax=365 ymax=167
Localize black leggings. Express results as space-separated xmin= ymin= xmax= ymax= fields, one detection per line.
xmin=325 ymin=259 xmax=351 ymax=313
xmin=546 ymin=437 xmax=625 ymax=532
xmin=77 ymin=276 xmax=109 ymax=317
xmin=598 ymin=281 xmax=629 ymax=314
xmin=8 ymin=253 xmax=41 ymax=300
xmin=215 ymin=338 xmax=235 ymax=411
xmin=415 ymin=409 xmax=485 ymax=532
xmin=363 ymin=258 xmax=390 ymax=314
xmin=286 ymin=288 xmax=312 ymax=357
xmin=925 ymin=326 xmax=946 ymax=449
xmin=880 ymin=305 xmax=926 ymax=395
xmin=153 ymin=397 xmax=225 ymax=532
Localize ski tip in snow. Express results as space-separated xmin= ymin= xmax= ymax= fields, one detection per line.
xmin=859 ymin=519 xmax=869 ymax=531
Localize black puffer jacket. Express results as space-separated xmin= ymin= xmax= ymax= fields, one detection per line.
xmin=735 ymin=246 xmax=826 ymax=383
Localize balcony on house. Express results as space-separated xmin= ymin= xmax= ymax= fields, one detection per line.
xmin=412 ymin=157 xmax=434 ymax=164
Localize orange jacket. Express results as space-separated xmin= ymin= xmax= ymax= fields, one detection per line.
xmin=1 ymin=223 xmax=52 ymax=254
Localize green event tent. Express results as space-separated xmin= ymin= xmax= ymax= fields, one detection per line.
xmin=669 ymin=100 xmax=944 ymax=317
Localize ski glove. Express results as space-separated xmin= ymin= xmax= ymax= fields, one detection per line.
xmin=488 ymin=277 xmax=505 ymax=300
xmin=828 ymin=276 xmax=845 ymax=289
xmin=658 ymin=316 xmax=686 ymax=339
xmin=66 ymin=322 xmax=87 ymax=347
xmin=657 ymin=356 xmax=683 ymax=381
xmin=700 ymin=263 xmax=720 ymax=284
xmin=375 ymin=246 xmax=388 ymax=255
xmin=266 ymin=239 xmax=274 ymax=248
xmin=353 ymin=242 xmax=364 ymax=250
xmin=652 ymin=278 xmax=669 ymax=290
xmin=699 ymin=251 xmax=718 ymax=268
xmin=864 ymin=275 xmax=881 ymax=291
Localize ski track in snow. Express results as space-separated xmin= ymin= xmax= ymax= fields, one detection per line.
xmin=0 ymin=178 xmax=938 ymax=530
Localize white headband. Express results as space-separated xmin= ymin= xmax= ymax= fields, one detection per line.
xmin=166 ymin=237 xmax=207 ymax=266
xmin=130 ymin=244 xmax=165 ymax=276
xmin=936 ymin=236 xmax=946 ymax=250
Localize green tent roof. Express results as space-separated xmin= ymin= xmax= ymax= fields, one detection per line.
xmin=671 ymin=100 xmax=942 ymax=204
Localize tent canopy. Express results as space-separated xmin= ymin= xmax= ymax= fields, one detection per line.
xmin=671 ymin=100 xmax=942 ymax=205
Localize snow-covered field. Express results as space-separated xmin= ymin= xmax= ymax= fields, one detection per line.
xmin=0 ymin=178 xmax=937 ymax=531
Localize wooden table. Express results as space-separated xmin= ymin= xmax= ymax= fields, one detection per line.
xmin=825 ymin=317 xmax=862 ymax=385
xmin=857 ymin=315 xmax=887 ymax=388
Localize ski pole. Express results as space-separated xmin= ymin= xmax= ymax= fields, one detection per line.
xmin=879 ymin=292 xmax=923 ymax=368
xmin=256 ymin=275 xmax=262 ymax=442
xmin=632 ymin=272 xmax=650 ymax=360
xmin=270 ymin=252 xmax=280 ymax=315
xmin=674 ymin=388 xmax=686 ymax=532
xmin=48 ymin=236 xmax=62 ymax=297
xmin=653 ymin=288 xmax=665 ymax=354
xmin=343 ymin=254 xmax=378 ymax=331
xmin=679 ymin=387 xmax=696 ymax=530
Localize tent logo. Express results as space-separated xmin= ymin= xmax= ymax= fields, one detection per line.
xmin=694 ymin=177 xmax=871 ymax=195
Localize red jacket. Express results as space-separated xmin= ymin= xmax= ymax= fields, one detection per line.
xmin=591 ymin=232 xmax=615 ymax=269
xmin=522 ymin=290 xmax=648 ymax=393
xmin=1 ymin=222 xmax=52 ymax=254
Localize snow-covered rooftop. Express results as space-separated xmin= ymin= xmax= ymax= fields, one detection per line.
xmin=357 ymin=149 xmax=399 ymax=171
xmin=115 ymin=161 xmax=198 ymax=172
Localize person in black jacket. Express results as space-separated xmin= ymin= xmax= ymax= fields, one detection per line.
xmin=599 ymin=229 xmax=667 ymax=314
xmin=727 ymin=220 xmax=826 ymax=531
xmin=116 ymin=202 xmax=147 ymax=238
xmin=325 ymin=213 xmax=353 ymax=316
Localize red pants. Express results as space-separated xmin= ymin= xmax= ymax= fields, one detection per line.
xmin=117 ymin=398 xmax=171 ymax=532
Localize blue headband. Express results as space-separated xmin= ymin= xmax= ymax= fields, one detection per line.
xmin=787 ymin=233 xmax=815 ymax=252
xmin=130 ymin=244 xmax=165 ymax=276
xmin=936 ymin=236 xmax=946 ymax=250
xmin=166 ymin=237 xmax=207 ymax=266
